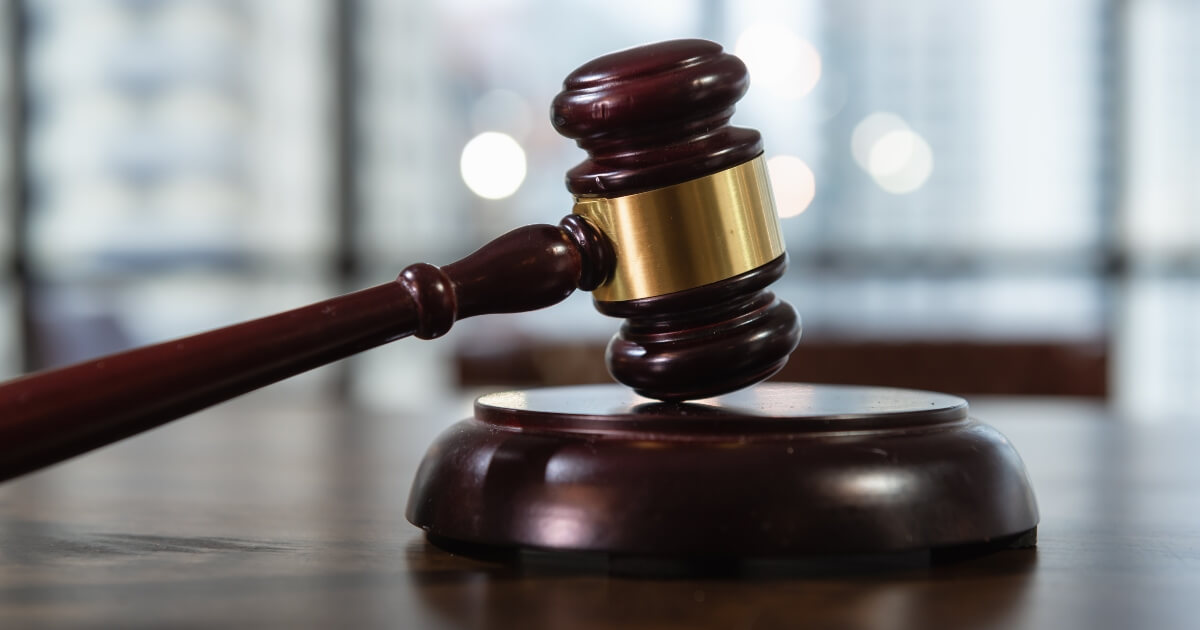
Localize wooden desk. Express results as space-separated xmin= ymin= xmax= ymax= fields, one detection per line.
xmin=1 ymin=392 xmax=1197 ymax=629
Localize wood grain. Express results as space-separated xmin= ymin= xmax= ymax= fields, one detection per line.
xmin=0 ymin=393 xmax=1197 ymax=629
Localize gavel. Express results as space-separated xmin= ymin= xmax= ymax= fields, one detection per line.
xmin=0 ymin=39 xmax=1038 ymax=559
xmin=0 ymin=40 xmax=801 ymax=482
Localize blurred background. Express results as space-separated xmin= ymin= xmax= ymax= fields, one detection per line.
xmin=0 ymin=0 xmax=1195 ymax=417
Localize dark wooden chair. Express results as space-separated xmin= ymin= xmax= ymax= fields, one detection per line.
xmin=455 ymin=332 xmax=1108 ymax=398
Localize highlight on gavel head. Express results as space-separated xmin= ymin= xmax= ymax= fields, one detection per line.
xmin=551 ymin=39 xmax=801 ymax=401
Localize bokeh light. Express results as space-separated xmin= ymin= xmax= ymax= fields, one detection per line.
xmin=851 ymin=113 xmax=934 ymax=195
xmin=851 ymin=112 xmax=908 ymax=171
xmin=767 ymin=155 xmax=816 ymax=217
xmin=735 ymin=23 xmax=822 ymax=101
xmin=867 ymin=129 xmax=917 ymax=177
xmin=870 ymin=130 xmax=934 ymax=194
xmin=460 ymin=131 xmax=526 ymax=200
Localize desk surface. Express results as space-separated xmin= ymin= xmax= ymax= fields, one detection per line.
xmin=1 ymin=391 xmax=1197 ymax=629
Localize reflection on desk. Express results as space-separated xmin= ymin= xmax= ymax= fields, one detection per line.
xmin=0 ymin=392 xmax=1197 ymax=629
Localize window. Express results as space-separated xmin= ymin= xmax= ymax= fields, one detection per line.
xmin=3 ymin=0 xmax=1197 ymax=415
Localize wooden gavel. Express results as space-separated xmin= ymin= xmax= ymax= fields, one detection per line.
xmin=0 ymin=39 xmax=800 ymax=482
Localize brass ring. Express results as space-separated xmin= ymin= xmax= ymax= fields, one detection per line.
xmin=572 ymin=155 xmax=785 ymax=302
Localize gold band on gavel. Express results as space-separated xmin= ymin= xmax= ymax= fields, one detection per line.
xmin=572 ymin=155 xmax=785 ymax=302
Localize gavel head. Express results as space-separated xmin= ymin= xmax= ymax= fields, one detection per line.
xmin=552 ymin=39 xmax=801 ymax=401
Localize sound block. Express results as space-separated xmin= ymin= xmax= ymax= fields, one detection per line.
xmin=406 ymin=383 xmax=1038 ymax=557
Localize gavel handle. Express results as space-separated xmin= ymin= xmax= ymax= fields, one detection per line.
xmin=0 ymin=218 xmax=611 ymax=482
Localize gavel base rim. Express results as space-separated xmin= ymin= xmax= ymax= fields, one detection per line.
xmin=405 ymin=383 xmax=1039 ymax=558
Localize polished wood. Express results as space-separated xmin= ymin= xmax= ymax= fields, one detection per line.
xmin=554 ymin=39 xmax=801 ymax=399
xmin=408 ymin=384 xmax=1038 ymax=555
xmin=553 ymin=39 xmax=763 ymax=196
xmin=0 ymin=37 xmax=806 ymax=478
xmin=0 ymin=394 xmax=1195 ymax=629
xmin=0 ymin=219 xmax=611 ymax=482
xmin=597 ymin=256 xmax=799 ymax=400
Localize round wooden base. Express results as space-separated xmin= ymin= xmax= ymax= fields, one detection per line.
xmin=406 ymin=384 xmax=1038 ymax=557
